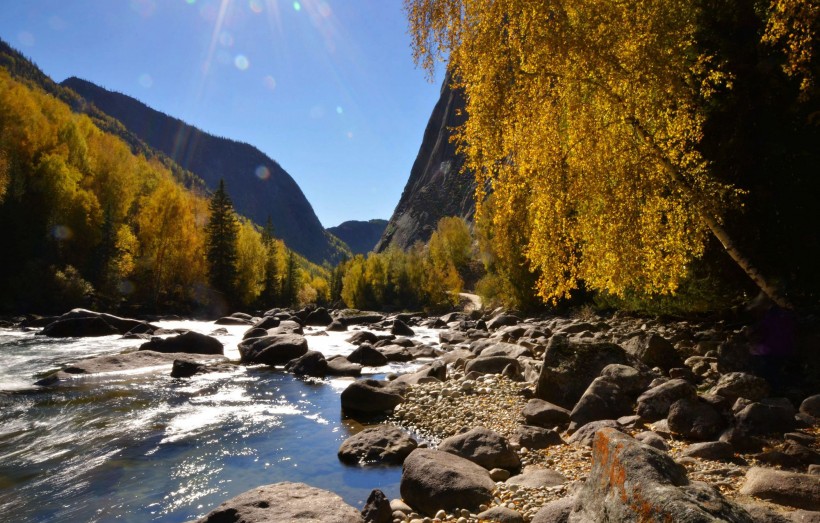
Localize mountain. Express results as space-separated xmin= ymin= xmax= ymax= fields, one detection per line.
xmin=60 ymin=76 xmax=347 ymax=265
xmin=327 ymin=219 xmax=388 ymax=255
xmin=375 ymin=75 xmax=476 ymax=252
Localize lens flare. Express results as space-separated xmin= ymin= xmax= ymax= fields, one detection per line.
xmin=249 ymin=0 xmax=263 ymax=14
xmin=263 ymin=75 xmax=277 ymax=91
xmin=234 ymin=54 xmax=250 ymax=70
xmin=52 ymin=225 xmax=73 ymax=240
xmin=118 ymin=280 xmax=135 ymax=295
xmin=255 ymin=166 xmax=271 ymax=180
xmin=336 ymin=106 xmax=343 ymax=115
xmin=293 ymin=2 xmax=301 ymax=12
xmin=138 ymin=73 xmax=153 ymax=88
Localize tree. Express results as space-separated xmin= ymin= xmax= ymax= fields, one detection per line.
xmin=405 ymin=0 xmax=814 ymax=308
xmin=206 ymin=179 xmax=239 ymax=300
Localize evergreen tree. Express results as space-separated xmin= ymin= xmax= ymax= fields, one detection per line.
xmin=206 ymin=179 xmax=239 ymax=300
xmin=282 ymin=249 xmax=298 ymax=306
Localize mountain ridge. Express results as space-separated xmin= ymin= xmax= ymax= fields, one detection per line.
xmin=327 ymin=219 xmax=387 ymax=255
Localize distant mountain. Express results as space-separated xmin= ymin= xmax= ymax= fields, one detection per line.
xmin=375 ymin=74 xmax=475 ymax=252
xmin=61 ymin=76 xmax=347 ymax=265
xmin=327 ymin=219 xmax=387 ymax=255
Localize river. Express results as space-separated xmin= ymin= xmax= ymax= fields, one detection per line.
xmin=0 ymin=320 xmax=436 ymax=522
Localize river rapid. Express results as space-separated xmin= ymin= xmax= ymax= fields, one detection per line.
xmin=0 ymin=320 xmax=437 ymax=522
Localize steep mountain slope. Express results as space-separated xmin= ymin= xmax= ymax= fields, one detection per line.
xmin=375 ymin=75 xmax=475 ymax=252
xmin=61 ymin=77 xmax=346 ymax=264
xmin=327 ymin=219 xmax=387 ymax=255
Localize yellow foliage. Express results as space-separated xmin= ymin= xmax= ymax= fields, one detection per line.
xmin=235 ymin=219 xmax=266 ymax=306
xmin=405 ymin=0 xmax=747 ymax=303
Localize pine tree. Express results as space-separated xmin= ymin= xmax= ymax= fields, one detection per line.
xmin=206 ymin=179 xmax=239 ymax=300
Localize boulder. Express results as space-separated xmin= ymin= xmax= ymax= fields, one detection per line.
xmin=347 ymin=344 xmax=390 ymax=367
xmin=476 ymin=506 xmax=524 ymax=523
xmin=338 ymin=425 xmax=417 ymax=465
xmin=566 ymin=420 xmax=620 ymax=447
xmin=39 ymin=351 xmax=226 ymax=383
xmin=326 ymin=356 xmax=362 ymax=377
xmin=523 ymin=399 xmax=571 ymax=428
xmin=439 ymin=330 xmax=469 ymax=345
xmin=735 ymin=398 xmax=796 ymax=435
xmin=667 ymin=397 xmax=727 ymax=441
xmin=378 ymin=345 xmax=414 ymax=362
xmin=284 ymin=350 xmax=327 ymax=377
xmin=327 ymin=320 xmax=347 ymax=332
xmin=599 ymin=364 xmax=652 ymax=394
xmin=390 ymin=319 xmax=415 ymax=337
xmin=635 ymin=379 xmax=696 ymax=421
xmin=41 ymin=316 xmax=120 ymax=338
xmin=400 ymin=448 xmax=495 ymax=516
xmin=252 ymin=316 xmax=280 ymax=330
xmin=170 ymin=359 xmax=205 ymax=378
xmin=506 ymin=468 xmax=567 ymax=488
xmin=709 ymin=372 xmax=770 ymax=402
xmin=800 ymin=394 xmax=820 ymax=418
xmin=305 ymin=307 xmax=333 ymax=326
xmin=192 ymin=481 xmax=363 ymax=522
xmin=139 ymin=331 xmax=224 ymax=355
xmin=535 ymin=336 xmax=636 ymax=409
xmin=269 ymin=319 xmax=304 ymax=335
xmin=438 ymin=427 xmax=521 ymax=471
xmin=214 ymin=316 xmax=251 ymax=325
xmin=347 ymin=331 xmax=380 ymax=345
xmin=740 ymin=467 xmax=820 ymax=510
xmin=465 ymin=356 xmax=520 ymax=376
xmin=487 ymin=314 xmax=521 ymax=330
xmin=622 ymin=332 xmax=682 ymax=371
xmin=239 ymin=334 xmax=308 ymax=365
xmin=333 ymin=310 xmax=385 ymax=325
xmin=569 ymin=377 xmax=634 ymax=429
xmin=477 ymin=342 xmax=533 ymax=359
xmin=634 ymin=431 xmax=669 ymax=451
xmin=532 ymin=497 xmax=574 ymax=523
xmin=341 ymin=379 xmax=404 ymax=414
xmin=568 ymin=428 xmax=754 ymax=522
xmin=361 ymin=489 xmax=392 ymax=523
xmin=510 ymin=425 xmax=565 ymax=449
xmin=682 ymin=441 xmax=735 ymax=461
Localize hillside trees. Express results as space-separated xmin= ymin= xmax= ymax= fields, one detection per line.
xmin=405 ymin=0 xmax=819 ymax=308
xmin=206 ymin=179 xmax=240 ymax=301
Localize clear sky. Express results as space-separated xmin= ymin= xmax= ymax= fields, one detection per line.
xmin=0 ymin=0 xmax=444 ymax=227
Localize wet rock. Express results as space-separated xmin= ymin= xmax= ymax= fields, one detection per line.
xmin=740 ymin=467 xmax=820 ymax=510
xmin=327 ymin=320 xmax=347 ymax=332
xmin=570 ymin=428 xmax=754 ymax=522
xmin=326 ymin=356 xmax=362 ymax=376
xmin=709 ymin=372 xmax=770 ymax=402
xmin=341 ymin=379 xmax=403 ymax=414
xmin=522 ymin=399 xmax=571 ymax=429
xmin=139 ymin=331 xmax=224 ymax=355
xmin=391 ymin=319 xmax=415 ymax=337
xmin=347 ymin=344 xmax=389 ymax=367
xmin=400 ymin=448 xmax=495 ymax=516
xmin=361 ymin=489 xmax=391 ymax=523
xmin=800 ymin=394 xmax=820 ymax=418
xmin=214 ymin=315 xmax=251 ymax=325
xmin=347 ymin=331 xmax=380 ymax=345
xmin=439 ymin=330 xmax=469 ymax=344
xmin=667 ymin=397 xmax=727 ymax=441
xmin=487 ymin=314 xmax=521 ymax=330
xmin=333 ymin=310 xmax=384 ymax=326
xmin=635 ymin=378 xmax=696 ymax=421
xmin=269 ymin=320 xmax=304 ymax=335
xmin=305 ymin=307 xmax=333 ymax=326
xmin=285 ymin=350 xmax=327 ymax=377
xmin=41 ymin=309 xmax=157 ymax=337
xmin=338 ymin=425 xmax=417 ymax=465
xmin=438 ymin=427 xmax=521 ymax=471
xmin=622 ymin=332 xmax=682 ymax=371
xmin=510 ymin=425 xmax=565 ymax=449
xmin=252 ymin=316 xmax=280 ymax=330
xmin=378 ymin=345 xmax=414 ymax=362
xmin=170 ymin=359 xmax=205 ymax=378
xmin=535 ymin=336 xmax=636 ymax=409
xmin=192 ymin=481 xmax=363 ymax=523
xmin=238 ymin=334 xmax=308 ymax=365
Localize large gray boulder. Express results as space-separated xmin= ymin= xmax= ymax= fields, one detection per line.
xmin=523 ymin=399 xmax=571 ymax=428
xmin=465 ymin=356 xmax=520 ymax=376
xmin=284 ymin=350 xmax=328 ymax=377
xmin=192 ymin=481 xmax=363 ymax=522
xmin=139 ymin=331 xmax=224 ymax=355
xmin=506 ymin=468 xmax=567 ymax=488
xmin=800 ymin=394 xmax=820 ymax=418
xmin=568 ymin=428 xmax=754 ymax=522
xmin=535 ymin=336 xmax=636 ymax=409
xmin=667 ymin=397 xmax=727 ymax=441
xmin=347 ymin=344 xmax=389 ymax=367
xmin=400 ymin=449 xmax=495 ymax=516
xmin=740 ymin=467 xmax=820 ymax=510
xmin=510 ymin=425 xmax=565 ymax=449
xmin=326 ymin=356 xmax=362 ymax=376
xmin=635 ymin=379 xmax=696 ymax=421
xmin=239 ymin=334 xmax=308 ymax=365
xmin=41 ymin=309 xmax=157 ymax=337
xmin=438 ymin=427 xmax=521 ymax=471
xmin=340 ymin=379 xmax=404 ymax=414
xmin=569 ymin=377 xmax=634 ymax=429
xmin=709 ymin=372 xmax=770 ymax=402
xmin=735 ymin=398 xmax=796 ymax=435
xmin=621 ymin=332 xmax=682 ymax=371
xmin=338 ymin=425 xmax=417 ymax=465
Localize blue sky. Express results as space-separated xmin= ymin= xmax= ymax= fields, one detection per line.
xmin=0 ymin=0 xmax=444 ymax=227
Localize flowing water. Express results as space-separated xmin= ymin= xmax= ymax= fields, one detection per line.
xmin=0 ymin=321 xmax=437 ymax=522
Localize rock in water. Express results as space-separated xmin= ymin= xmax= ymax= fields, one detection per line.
xmin=139 ymin=331 xmax=224 ymax=355
xmin=192 ymin=481 xmax=363 ymax=522
xmin=238 ymin=334 xmax=308 ymax=365
xmin=361 ymin=489 xmax=392 ymax=523
xmin=400 ymin=448 xmax=495 ymax=516
xmin=569 ymin=428 xmax=754 ymax=522
xmin=338 ymin=425 xmax=417 ymax=465
xmin=340 ymin=379 xmax=404 ymax=415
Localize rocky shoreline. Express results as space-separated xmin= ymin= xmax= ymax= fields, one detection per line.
xmin=14 ymin=305 xmax=820 ymax=522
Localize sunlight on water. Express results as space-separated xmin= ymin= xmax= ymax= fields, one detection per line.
xmin=0 ymin=319 xmax=440 ymax=522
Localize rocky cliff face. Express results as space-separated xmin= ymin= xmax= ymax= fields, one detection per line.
xmin=375 ymin=76 xmax=475 ymax=252
xmin=327 ymin=219 xmax=387 ymax=255
xmin=61 ymin=77 xmax=347 ymax=265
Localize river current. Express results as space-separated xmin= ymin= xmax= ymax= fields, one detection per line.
xmin=0 ymin=320 xmax=435 ymax=522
